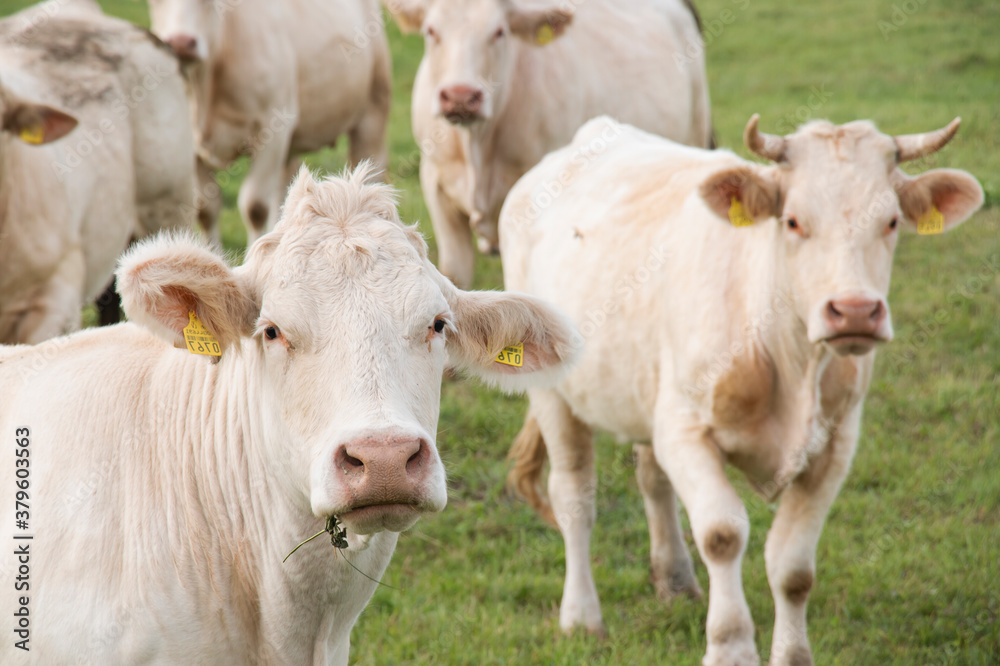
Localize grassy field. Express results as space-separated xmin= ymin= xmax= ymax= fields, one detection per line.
xmin=2 ymin=0 xmax=997 ymax=663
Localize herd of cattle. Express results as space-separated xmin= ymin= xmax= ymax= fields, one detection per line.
xmin=0 ymin=0 xmax=985 ymax=664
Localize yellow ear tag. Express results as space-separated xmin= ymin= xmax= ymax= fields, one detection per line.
xmin=19 ymin=124 xmax=45 ymax=145
xmin=728 ymin=196 xmax=755 ymax=227
xmin=535 ymin=23 xmax=555 ymax=45
xmin=183 ymin=311 xmax=222 ymax=357
xmin=917 ymin=206 xmax=944 ymax=235
xmin=496 ymin=342 xmax=524 ymax=367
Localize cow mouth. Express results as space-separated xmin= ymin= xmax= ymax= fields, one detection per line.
xmin=442 ymin=111 xmax=483 ymax=126
xmin=338 ymin=503 xmax=421 ymax=534
xmin=824 ymin=334 xmax=885 ymax=356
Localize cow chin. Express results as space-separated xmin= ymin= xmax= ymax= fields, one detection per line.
xmin=337 ymin=504 xmax=422 ymax=535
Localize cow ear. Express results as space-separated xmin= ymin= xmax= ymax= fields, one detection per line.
xmin=3 ymin=98 xmax=78 ymax=145
xmin=699 ymin=165 xmax=781 ymax=227
xmin=894 ymin=168 xmax=983 ymax=234
xmin=446 ymin=290 xmax=579 ymax=392
xmin=507 ymin=4 xmax=573 ymax=45
xmin=384 ymin=0 xmax=427 ymax=34
xmin=117 ymin=233 xmax=258 ymax=353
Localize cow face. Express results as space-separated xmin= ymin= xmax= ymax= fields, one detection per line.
xmin=118 ymin=165 xmax=577 ymax=536
xmin=390 ymin=0 xmax=573 ymax=124
xmin=147 ymin=0 xmax=219 ymax=64
xmin=700 ymin=115 xmax=983 ymax=356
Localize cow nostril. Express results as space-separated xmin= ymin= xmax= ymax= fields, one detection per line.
xmin=439 ymin=89 xmax=450 ymax=103
xmin=469 ymin=91 xmax=483 ymax=105
xmin=406 ymin=442 xmax=425 ymax=474
xmin=826 ymin=301 xmax=842 ymax=319
xmin=343 ymin=453 xmax=364 ymax=469
xmin=870 ymin=301 xmax=883 ymax=321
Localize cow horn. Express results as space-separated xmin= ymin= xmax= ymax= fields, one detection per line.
xmin=894 ymin=117 xmax=961 ymax=163
xmin=744 ymin=114 xmax=786 ymax=162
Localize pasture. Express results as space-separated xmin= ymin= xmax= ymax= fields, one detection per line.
xmin=1 ymin=0 xmax=996 ymax=663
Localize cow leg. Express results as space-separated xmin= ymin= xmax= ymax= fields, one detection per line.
xmin=765 ymin=412 xmax=859 ymax=666
xmin=195 ymin=157 xmax=223 ymax=243
xmin=238 ymin=111 xmax=297 ymax=245
xmin=348 ymin=47 xmax=390 ymax=175
xmin=634 ymin=443 xmax=702 ymax=603
xmin=420 ymin=162 xmax=474 ymax=289
xmin=16 ymin=257 xmax=86 ymax=343
xmin=95 ymin=276 xmax=121 ymax=326
xmin=530 ymin=388 xmax=604 ymax=636
xmin=656 ymin=412 xmax=759 ymax=666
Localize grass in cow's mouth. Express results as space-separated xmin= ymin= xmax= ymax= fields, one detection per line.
xmin=283 ymin=515 xmax=400 ymax=590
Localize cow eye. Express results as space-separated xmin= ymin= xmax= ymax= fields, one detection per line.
xmin=493 ymin=26 xmax=505 ymax=40
xmin=425 ymin=25 xmax=438 ymax=41
xmin=889 ymin=217 xmax=898 ymax=230
xmin=264 ymin=326 xmax=279 ymax=340
xmin=433 ymin=319 xmax=446 ymax=334
xmin=787 ymin=218 xmax=799 ymax=231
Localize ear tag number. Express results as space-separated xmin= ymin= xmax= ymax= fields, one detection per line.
xmin=729 ymin=196 xmax=755 ymax=227
xmin=917 ymin=206 xmax=944 ymax=235
xmin=535 ymin=23 xmax=555 ymax=45
xmin=184 ymin=311 xmax=222 ymax=357
xmin=496 ymin=342 xmax=524 ymax=367
xmin=19 ymin=125 xmax=45 ymax=145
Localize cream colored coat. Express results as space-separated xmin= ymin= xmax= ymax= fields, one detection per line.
xmin=501 ymin=116 xmax=983 ymax=665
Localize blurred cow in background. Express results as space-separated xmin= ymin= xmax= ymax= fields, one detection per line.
xmin=148 ymin=0 xmax=392 ymax=243
xmin=502 ymin=115 xmax=983 ymax=665
xmin=0 ymin=0 xmax=194 ymax=344
xmin=388 ymin=0 xmax=713 ymax=288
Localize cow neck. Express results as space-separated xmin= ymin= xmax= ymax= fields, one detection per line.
xmin=744 ymin=223 xmax=838 ymax=495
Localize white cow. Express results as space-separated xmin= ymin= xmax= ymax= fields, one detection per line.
xmin=389 ymin=0 xmax=713 ymax=288
xmin=148 ymin=0 xmax=392 ymax=241
xmin=0 ymin=165 xmax=577 ymax=664
xmin=501 ymin=116 xmax=983 ymax=665
xmin=0 ymin=1 xmax=194 ymax=344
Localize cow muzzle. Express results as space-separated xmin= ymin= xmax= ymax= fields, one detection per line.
xmin=438 ymin=85 xmax=485 ymax=125
xmin=164 ymin=34 xmax=203 ymax=64
xmin=818 ymin=295 xmax=892 ymax=356
xmin=331 ymin=433 xmax=443 ymax=534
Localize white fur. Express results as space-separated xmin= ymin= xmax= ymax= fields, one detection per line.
xmin=0 ymin=165 xmax=576 ymax=664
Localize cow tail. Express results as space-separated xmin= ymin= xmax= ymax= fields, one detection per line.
xmin=507 ymin=411 xmax=558 ymax=529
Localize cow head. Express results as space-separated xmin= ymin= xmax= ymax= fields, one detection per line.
xmin=389 ymin=0 xmax=573 ymax=124
xmin=118 ymin=164 xmax=577 ymax=536
xmin=0 ymin=83 xmax=77 ymax=146
xmin=147 ymin=0 xmax=220 ymax=64
xmin=699 ymin=115 xmax=983 ymax=356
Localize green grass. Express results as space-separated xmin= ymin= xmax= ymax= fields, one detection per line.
xmin=3 ymin=0 xmax=997 ymax=663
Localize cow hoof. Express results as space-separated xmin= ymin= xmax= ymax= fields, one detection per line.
xmin=476 ymin=236 xmax=500 ymax=255
xmin=703 ymin=641 xmax=760 ymax=666
xmin=560 ymin=622 xmax=608 ymax=640
xmin=652 ymin=569 xmax=703 ymax=603
xmin=768 ymin=644 xmax=813 ymax=666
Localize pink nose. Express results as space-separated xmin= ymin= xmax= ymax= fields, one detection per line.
xmin=165 ymin=34 xmax=201 ymax=62
xmin=439 ymin=85 xmax=484 ymax=123
xmin=823 ymin=297 xmax=886 ymax=337
xmin=335 ymin=434 xmax=432 ymax=509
